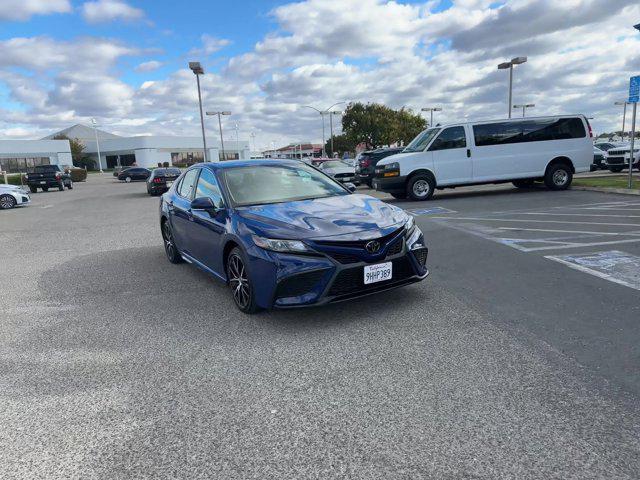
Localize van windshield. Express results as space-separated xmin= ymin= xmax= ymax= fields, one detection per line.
xmin=403 ymin=128 xmax=440 ymax=152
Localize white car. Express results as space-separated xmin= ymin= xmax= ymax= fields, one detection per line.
xmin=604 ymin=145 xmax=640 ymax=173
xmin=0 ymin=184 xmax=31 ymax=210
xmin=374 ymin=115 xmax=593 ymax=200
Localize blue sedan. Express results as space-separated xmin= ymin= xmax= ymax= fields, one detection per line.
xmin=159 ymin=159 xmax=429 ymax=313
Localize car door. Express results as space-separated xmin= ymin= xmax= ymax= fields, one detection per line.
xmin=187 ymin=168 xmax=227 ymax=275
xmin=429 ymin=126 xmax=472 ymax=185
xmin=169 ymin=168 xmax=199 ymax=255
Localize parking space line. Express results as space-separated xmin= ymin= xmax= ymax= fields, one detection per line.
xmin=497 ymin=227 xmax=640 ymax=236
xmin=523 ymin=238 xmax=640 ymax=252
xmin=508 ymin=212 xmax=640 ymax=219
xmin=431 ymin=216 xmax=640 ymax=227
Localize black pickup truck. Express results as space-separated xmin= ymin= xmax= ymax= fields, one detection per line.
xmin=25 ymin=165 xmax=73 ymax=193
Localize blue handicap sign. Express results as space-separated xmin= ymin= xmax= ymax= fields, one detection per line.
xmin=629 ymin=76 xmax=640 ymax=103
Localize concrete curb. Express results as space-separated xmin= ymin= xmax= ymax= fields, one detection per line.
xmin=571 ymin=185 xmax=640 ymax=196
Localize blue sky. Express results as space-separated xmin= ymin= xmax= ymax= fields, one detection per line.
xmin=1 ymin=0 xmax=639 ymax=147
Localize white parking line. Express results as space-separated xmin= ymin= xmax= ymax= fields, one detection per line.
xmin=432 ymin=216 xmax=640 ymax=227
xmin=497 ymin=227 xmax=640 ymax=236
xmin=509 ymin=212 xmax=640 ymax=218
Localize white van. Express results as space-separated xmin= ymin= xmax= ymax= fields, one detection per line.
xmin=372 ymin=115 xmax=593 ymax=200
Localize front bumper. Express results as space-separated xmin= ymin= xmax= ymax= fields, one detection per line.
xmin=250 ymin=228 xmax=429 ymax=309
xmin=372 ymin=175 xmax=407 ymax=194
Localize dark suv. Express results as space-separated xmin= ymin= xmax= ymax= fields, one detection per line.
xmin=356 ymin=147 xmax=404 ymax=187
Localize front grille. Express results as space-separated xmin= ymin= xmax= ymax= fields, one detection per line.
xmin=412 ymin=247 xmax=428 ymax=266
xmin=328 ymin=256 xmax=414 ymax=297
xmin=607 ymin=156 xmax=625 ymax=165
xmin=274 ymin=269 xmax=327 ymax=299
xmin=387 ymin=238 xmax=403 ymax=256
xmin=314 ymin=227 xmax=404 ymax=249
xmin=334 ymin=173 xmax=352 ymax=179
xmin=328 ymin=252 xmax=360 ymax=264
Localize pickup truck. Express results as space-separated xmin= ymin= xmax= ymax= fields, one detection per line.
xmin=24 ymin=165 xmax=73 ymax=193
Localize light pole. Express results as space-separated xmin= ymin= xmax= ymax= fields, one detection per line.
xmin=91 ymin=118 xmax=103 ymax=173
xmin=498 ymin=57 xmax=527 ymax=119
xmin=188 ymin=62 xmax=209 ymax=162
xmin=206 ymin=111 xmax=231 ymax=160
xmin=303 ymin=102 xmax=345 ymax=157
xmin=513 ymin=103 xmax=535 ymax=117
xmin=235 ymin=123 xmax=239 ymax=159
xmin=616 ymin=101 xmax=630 ymax=141
xmin=421 ymin=107 xmax=442 ymax=127
xmin=328 ymin=110 xmax=342 ymax=157
xmin=250 ymin=132 xmax=256 ymax=152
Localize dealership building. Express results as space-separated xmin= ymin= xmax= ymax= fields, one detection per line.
xmin=0 ymin=124 xmax=250 ymax=173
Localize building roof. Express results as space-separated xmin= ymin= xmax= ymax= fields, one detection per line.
xmin=42 ymin=124 xmax=121 ymax=142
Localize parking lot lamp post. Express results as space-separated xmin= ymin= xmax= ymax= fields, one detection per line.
xmin=498 ymin=57 xmax=527 ymax=119
xmin=615 ymin=101 xmax=628 ymax=140
xmin=206 ymin=111 xmax=231 ymax=160
xmin=328 ymin=110 xmax=342 ymax=157
xmin=513 ymin=103 xmax=535 ymax=117
xmin=303 ymin=102 xmax=345 ymax=157
xmin=188 ymin=62 xmax=209 ymax=162
xmin=421 ymin=107 xmax=442 ymax=127
xmin=91 ymin=118 xmax=103 ymax=173
xmin=235 ymin=123 xmax=239 ymax=159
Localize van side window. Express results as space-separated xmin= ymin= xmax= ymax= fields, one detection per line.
xmin=429 ymin=127 xmax=467 ymax=151
xmin=474 ymin=118 xmax=586 ymax=146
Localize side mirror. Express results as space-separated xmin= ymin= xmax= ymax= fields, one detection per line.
xmin=191 ymin=196 xmax=217 ymax=214
xmin=344 ymin=182 xmax=357 ymax=193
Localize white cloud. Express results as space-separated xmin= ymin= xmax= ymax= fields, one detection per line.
xmin=135 ymin=60 xmax=163 ymax=72
xmin=0 ymin=0 xmax=71 ymax=21
xmin=81 ymin=0 xmax=145 ymax=24
xmin=188 ymin=34 xmax=231 ymax=57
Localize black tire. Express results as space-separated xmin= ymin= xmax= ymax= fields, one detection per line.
xmin=227 ymin=247 xmax=259 ymax=314
xmin=58 ymin=181 xmax=65 ymax=191
xmin=161 ymin=220 xmax=183 ymax=264
xmin=390 ymin=192 xmax=407 ymax=199
xmin=407 ymin=174 xmax=436 ymax=201
xmin=609 ymin=166 xmax=623 ymax=173
xmin=125 ymin=176 xmax=132 ymax=183
xmin=544 ymin=163 xmax=573 ymax=190
xmin=42 ymin=186 xmax=49 ymax=192
xmin=67 ymin=181 xmax=73 ymax=190
xmin=0 ymin=194 xmax=16 ymax=210
xmin=366 ymin=180 xmax=373 ymax=188
xmin=29 ymin=186 xmax=37 ymax=193
xmin=512 ymin=179 xmax=535 ymax=189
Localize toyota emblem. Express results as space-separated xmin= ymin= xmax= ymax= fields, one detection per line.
xmin=365 ymin=240 xmax=381 ymax=253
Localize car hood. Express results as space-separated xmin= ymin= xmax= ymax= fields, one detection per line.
xmin=324 ymin=166 xmax=354 ymax=175
xmin=236 ymin=193 xmax=408 ymax=240
xmin=0 ymin=185 xmax=25 ymax=192
xmin=377 ymin=151 xmax=422 ymax=167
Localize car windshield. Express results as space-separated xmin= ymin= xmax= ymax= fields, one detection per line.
xmin=321 ymin=161 xmax=347 ymax=169
xmin=403 ymin=128 xmax=440 ymax=152
xmin=222 ymin=164 xmax=348 ymax=207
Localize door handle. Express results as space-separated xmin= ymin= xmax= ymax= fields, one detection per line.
xmin=466 ymin=149 xmax=471 ymax=158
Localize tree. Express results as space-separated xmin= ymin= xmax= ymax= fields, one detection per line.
xmin=53 ymin=134 xmax=87 ymax=167
xmin=324 ymin=134 xmax=355 ymax=157
xmin=341 ymin=102 xmax=427 ymax=150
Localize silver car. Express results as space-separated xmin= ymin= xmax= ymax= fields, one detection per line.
xmin=0 ymin=184 xmax=31 ymax=210
xmin=317 ymin=160 xmax=359 ymax=185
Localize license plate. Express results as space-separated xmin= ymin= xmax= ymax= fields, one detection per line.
xmin=166 ymin=181 xmax=173 ymax=187
xmin=342 ymin=177 xmax=353 ymax=182
xmin=40 ymin=181 xmax=46 ymax=184
xmin=364 ymin=262 xmax=392 ymax=285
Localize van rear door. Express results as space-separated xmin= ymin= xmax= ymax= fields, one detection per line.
xmin=429 ymin=126 xmax=472 ymax=185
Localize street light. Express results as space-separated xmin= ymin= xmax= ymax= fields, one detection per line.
xmin=328 ymin=110 xmax=342 ymax=157
xmin=615 ymin=101 xmax=629 ymax=140
xmin=513 ymin=103 xmax=535 ymax=117
xmin=91 ymin=118 xmax=103 ymax=173
xmin=421 ymin=107 xmax=442 ymax=127
xmin=302 ymin=102 xmax=345 ymax=157
xmin=206 ymin=111 xmax=231 ymax=160
xmin=498 ymin=56 xmax=527 ymax=119
xmin=189 ymin=61 xmax=209 ymax=162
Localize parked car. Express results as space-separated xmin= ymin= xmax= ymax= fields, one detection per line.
xmin=24 ymin=165 xmax=72 ymax=193
xmin=591 ymin=146 xmax=608 ymax=171
xmin=373 ymin=115 xmax=593 ymax=200
xmin=356 ymin=147 xmax=405 ymax=187
xmin=0 ymin=184 xmax=31 ymax=210
xmin=113 ymin=166 xmax=132 ymax=177
xmin=118 ymin=167 xmax=151 ymax=182
xmin=160 ymin=160 xmax=429 ymax=313
xmin=603 ymin=145 xmax=640 ymax=173
xmin=147 ymin=168 xmax=181 ymax=195
xmin=317 ymin=160 xmax=359 ymax=185
xmin=593 ymin=141 xmax=625 ymax=152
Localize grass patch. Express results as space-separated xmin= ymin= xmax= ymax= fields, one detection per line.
xmin=573 ymin=175 xmax=639 ymax=190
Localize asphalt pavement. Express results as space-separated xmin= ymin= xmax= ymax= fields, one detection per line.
xmin=1 ymin=174 xmax=639 ymax=479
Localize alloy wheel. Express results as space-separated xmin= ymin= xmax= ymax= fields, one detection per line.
xmin=0 ymin=195 xmax=16 ymax=209
xmin=163 ymin=222 xmax=176 ymax=259
xmin=228 ymin=253 xmax=251 ymax=310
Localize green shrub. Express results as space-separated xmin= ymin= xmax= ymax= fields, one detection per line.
xmin=68 ymin=168 xmax=88 ymax=182
xmin=0 ymin=174 xmax=26 ymax=186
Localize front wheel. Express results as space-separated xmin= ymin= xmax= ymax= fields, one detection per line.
xmin=0 ymin=194 xmax=16 ymax=210
xmin=407 ymin=174 xmax=435 ymax=201
xmin=544 ymin=163 xmax=573 ymax=190
xmin=125 ymin=176 xmax=132 ymax=183
xmin=227 ymin=247 xmax=259 ymax=314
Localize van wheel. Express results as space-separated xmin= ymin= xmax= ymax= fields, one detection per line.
xmin=544 ymin=163 xmax=573 ymax=190
xmin=512 ymin=179 xmax=535 ymax=189
xmin=407 ymin=174 xmax=435 ymax=201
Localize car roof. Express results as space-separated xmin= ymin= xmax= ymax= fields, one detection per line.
xmin=198 ymin=159 xmax=303 ymax=170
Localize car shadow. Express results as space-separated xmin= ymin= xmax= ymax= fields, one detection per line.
xmin=384 ymin=184 xmax=549 ymax=204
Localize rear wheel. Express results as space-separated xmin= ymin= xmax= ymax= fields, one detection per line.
xmin=407 ymin=174 xmax=435 ymax=201
xmin=162 ymin=220 xmax=183 ymax=264
xmin=0 ymin=194 xmax=16 ymax=210
xmin=58 ymin=181 xmax=65 ymax=191
xmin=29 ymin=186 xmax=37 ymax=193
xmin=544 ymin=163 xmax=573 ymax=190
xmin=67 ymin=181 xmax=73 ymax=190
xmin=512 ymin=179 xmax=535 ymax=189
xmin=227 ymin=247 xmax=259 ymax=314
xmin=42 ymin=186 xmax=49 ymax=192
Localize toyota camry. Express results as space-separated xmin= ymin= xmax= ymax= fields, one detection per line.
xmin=159 ymin=159 xmax=429 ymax=313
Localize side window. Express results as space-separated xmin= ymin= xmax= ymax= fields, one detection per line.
xmin=429 ymin=127 xmax=467 ymax=151
xmin=474 ymin=122 xmax=522 ymax=146
xmin=178 ymin=169 xmax=199 ymax=198
xmin=194 ymin=168 xmax=225 ymax=208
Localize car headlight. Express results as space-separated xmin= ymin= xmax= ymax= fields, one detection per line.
xmin=252 ymin=235 xmax=310 ymax=253
xmin=384 ymin=162 xmax=399 ymax=170
xmin=405 ymin=215 xmax=415 ymax=232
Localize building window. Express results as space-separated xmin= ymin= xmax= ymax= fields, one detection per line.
xmin=171 ymin=151 xmax=204 ymax=167
xmin=0 ymin=157 xmax=50 ymax=173
xmin=220 ymin=151 xmax=239 ymax=161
